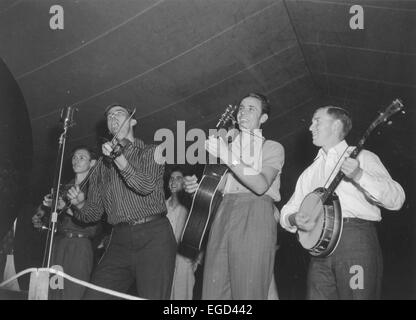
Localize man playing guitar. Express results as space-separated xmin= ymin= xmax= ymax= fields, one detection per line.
xmin=280 ymin=106 xmax=405 ymax=299
xmin=184 ymin=93 xmax=284 ymax=299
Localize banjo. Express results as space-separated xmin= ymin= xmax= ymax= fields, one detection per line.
xmin=297 ymin=99 xmax=404 ymax=257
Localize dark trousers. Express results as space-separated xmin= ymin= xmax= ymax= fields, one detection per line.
xmin=307 ymin=218 xmax=383 ymax=300
xmin=50 ymin=236 xmax=94 ymax=300
xmin=84 ymin=216 xmax=176 ymax=300
xmin=202 ymin=194 xmax=277 ymax=300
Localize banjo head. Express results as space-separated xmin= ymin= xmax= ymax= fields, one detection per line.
xmin=297 ymin=191 xmax=325 ymax=250
xmin=297 ymin=190 xmax=343 ymax=257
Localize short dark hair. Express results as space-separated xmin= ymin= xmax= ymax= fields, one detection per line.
xmin=242 ymin=92 xmax=271 ymax=116
xmin=164 ymin=165 xmax=189 ymax=207
xmin=323 ymin=106 xmax=352 ymax=138
xmin=70 ymin=145 xmax=97 ymax=160
xmin=104 ymin=103 xmax=135 ymax=118
xmin=165 ymin=165 xmax=187 ymax=179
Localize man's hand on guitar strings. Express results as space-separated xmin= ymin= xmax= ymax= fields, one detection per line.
xmin=205 ymin=135 xmax=236 ymax=166
xmin=184 ymin=175 xmax=199 ymax=194
xmin=42 ymin=194 xmax=66 ymax=210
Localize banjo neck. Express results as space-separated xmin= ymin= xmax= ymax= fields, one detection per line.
xmin=323 ymin=142 xmax=364 ymax=201
xmin=323 ymin=98 xmax=404 ymax=202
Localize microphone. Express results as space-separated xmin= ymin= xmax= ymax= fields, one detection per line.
xmin=60 ymin=106 xmax=77 ymax=127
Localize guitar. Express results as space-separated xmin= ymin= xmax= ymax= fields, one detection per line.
xmin=179 ymin=105 xmax=237 ymax=259
xmin=297 ymin=99 xmax=404 ymax=257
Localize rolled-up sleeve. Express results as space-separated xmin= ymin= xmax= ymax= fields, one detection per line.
xmin=280 ymin=170 xmax=310 ymax=233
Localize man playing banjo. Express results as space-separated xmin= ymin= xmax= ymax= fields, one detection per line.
xmin=280 ymin=106 xmax=405 ymax=299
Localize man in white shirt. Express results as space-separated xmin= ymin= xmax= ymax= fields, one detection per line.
xmin=280 ymin=106 xmax=405 ymax=299
xmin=185 ymin=93 xmax=284 ymax=299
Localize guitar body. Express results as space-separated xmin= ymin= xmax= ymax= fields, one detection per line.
xmin=297 ymin=188 xmax=343 ymax=257
xmin=179 ymin=164 xmax=228 ymax=259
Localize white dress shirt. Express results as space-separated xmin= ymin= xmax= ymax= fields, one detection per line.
xmin=223 ymin=130 xmax=285 ymax=202
xmin=280 ymin=140 xmax=405 ymax=233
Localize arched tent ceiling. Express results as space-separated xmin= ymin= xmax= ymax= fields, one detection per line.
xmin=0 ymin=0 xmax=414 ymax=196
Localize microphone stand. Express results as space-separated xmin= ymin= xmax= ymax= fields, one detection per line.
xmin=42 ymin=106 xmax=76 ymax=268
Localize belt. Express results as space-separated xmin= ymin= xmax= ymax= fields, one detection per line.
xmin=343 ymin=217 xmax=374 ymax=224
xmin=117 ymin=214 xmax=163 ymax=227
xmin=63 ymin=232 xmax=90 ymax=239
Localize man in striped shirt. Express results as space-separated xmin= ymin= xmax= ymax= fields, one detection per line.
xmin=67 ymin=104 xmax=176 ymax=300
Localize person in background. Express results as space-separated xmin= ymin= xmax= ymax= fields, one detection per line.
xmin=32 ymin=145 xmax=98 ymax=300
xmin=165 ymin=166 xmax=200 ymax=300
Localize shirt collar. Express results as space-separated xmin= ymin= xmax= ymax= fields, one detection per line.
xmin=315 ymin=140 xmax=349 ymax=160
xmin=237 ymin=128 xmax=264 ymax=145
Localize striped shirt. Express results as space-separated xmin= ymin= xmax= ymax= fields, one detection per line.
xmin=73 ymin=138 xmax=166 ymax=225
xmin=60 ymin=179 xmax=98 ymax=237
